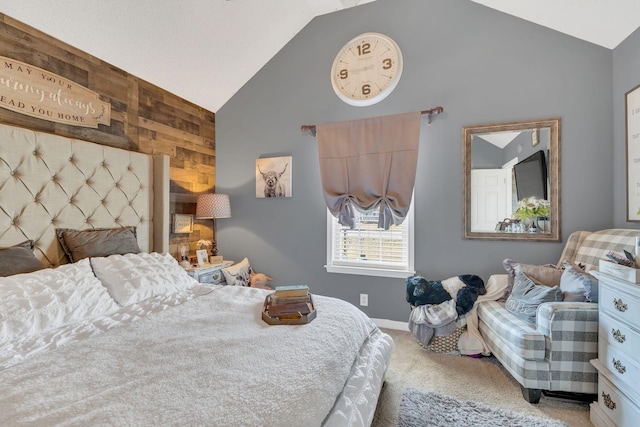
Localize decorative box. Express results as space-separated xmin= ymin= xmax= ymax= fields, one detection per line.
xmin=209 ymin=255 xmax=224 ymax=264
xmin=262 ymin=293 xmax=316 ymax=325
xmin=599 ymin=259 xmax=640 ymax=284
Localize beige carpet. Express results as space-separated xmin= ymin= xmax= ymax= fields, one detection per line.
xmin=371 ymin=328 xmax=593 ymax=427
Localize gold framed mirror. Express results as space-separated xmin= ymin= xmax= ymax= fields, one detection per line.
xmin=463 ymin=118 xmax=561 ymax=241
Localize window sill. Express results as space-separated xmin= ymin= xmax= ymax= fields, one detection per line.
xmin=325 ymin=265 xmax=415 ymax=279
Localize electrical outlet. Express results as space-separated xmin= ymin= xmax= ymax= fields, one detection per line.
xmin=359 ymin=293 xmax=368 ymax=307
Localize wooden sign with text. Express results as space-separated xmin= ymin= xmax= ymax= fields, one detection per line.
xmin=0 ymin=56 xmax=110 ymax=128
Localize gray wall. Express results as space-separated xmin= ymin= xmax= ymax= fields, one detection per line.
xmin=613 ymin=25 xmax=640 ymax=227
xmin=216 ymin=0 xmax=616 ymax=322
xmin=471 ymin=138 xmax=504 ymax=169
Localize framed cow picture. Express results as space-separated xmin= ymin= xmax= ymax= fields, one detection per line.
xmin=256 ymin=156 xmax=292 ymax=198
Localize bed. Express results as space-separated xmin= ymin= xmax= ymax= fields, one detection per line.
xmin=0 ymin=123 xmax=394 ymax=426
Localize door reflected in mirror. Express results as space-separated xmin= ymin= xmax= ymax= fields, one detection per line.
xmin=463 ymin=118 xmax=561 ymax=241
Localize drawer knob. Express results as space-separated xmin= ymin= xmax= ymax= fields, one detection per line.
xmin=613 ymin=358 xmax=626 ymax=374
xmin=613 ymin=298 xmax=628 ymax=312
xmin=602 ymin=392 xmax=617 ymax=410
xmin=612 ymin=328 xmax=626 ymax=343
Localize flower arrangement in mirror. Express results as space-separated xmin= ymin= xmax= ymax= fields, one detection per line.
xmin=514 ymin=197 xmax=550 ymax=232
xmin=514 ymin=197 xmax=550 ymax=220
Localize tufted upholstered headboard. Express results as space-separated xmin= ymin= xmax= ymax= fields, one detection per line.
xmin=0 ymin=123 xmax=169 ymax=267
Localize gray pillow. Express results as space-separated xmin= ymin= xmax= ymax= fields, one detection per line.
xmin=499 ymin=258 xmax=562 ymax=302
xmin=0 ymin=241 xmax=45 ymax=277
xmin=56 ymin=227 xmax=140 ymax=262
xmin=505 ymin=268 xmax=563 ymax=324
xmin=560 ymin=260 xmax=598 ymax=303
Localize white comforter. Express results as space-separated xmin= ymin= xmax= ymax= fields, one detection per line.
xmin=0 ymin=285 xmax=390 ymax=427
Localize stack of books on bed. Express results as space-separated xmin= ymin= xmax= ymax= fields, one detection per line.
xmin=262 ymin=285 xmax=316 ymax=325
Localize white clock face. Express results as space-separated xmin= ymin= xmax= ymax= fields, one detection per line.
xmin=331 ymin=33 xmax=403 ymax=107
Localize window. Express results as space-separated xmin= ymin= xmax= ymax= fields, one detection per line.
xmin=325 ymin=202 xmax=414 ymax=278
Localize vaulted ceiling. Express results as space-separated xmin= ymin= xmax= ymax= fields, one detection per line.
xmin=1 ymin=0 xmax=639 ymax=113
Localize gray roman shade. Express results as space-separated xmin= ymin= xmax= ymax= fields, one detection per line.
xmin=317 ymin=112 xmax=421 ymax=230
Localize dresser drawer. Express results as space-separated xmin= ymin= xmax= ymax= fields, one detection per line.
xmin=598 ymin=343 xmax=640 ymax=396
xmin=597 ymin=373 xmax=640 ymax=427
xmin=600 ymin=282 xmax=640 ymax=326
xmin=599 ymin=311 xmax=640 ymax=355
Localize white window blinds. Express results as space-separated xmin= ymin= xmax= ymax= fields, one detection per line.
xmin=326 ymin=202 xmax=414 ymax=278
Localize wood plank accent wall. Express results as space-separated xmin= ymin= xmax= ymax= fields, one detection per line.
xmin=0 ymin=13 xmax=216 ymax=257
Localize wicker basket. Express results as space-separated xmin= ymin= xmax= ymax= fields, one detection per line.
xmin=420 ymin=326 xmax=465 ymax=354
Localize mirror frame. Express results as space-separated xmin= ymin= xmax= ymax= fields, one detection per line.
xmin=463 ymin=118 xmax=561 ymax=242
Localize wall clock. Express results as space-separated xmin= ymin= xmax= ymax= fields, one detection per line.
xmin=330 ymin=32 xmax=403 ymax=107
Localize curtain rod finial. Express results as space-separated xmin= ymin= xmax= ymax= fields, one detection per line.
xmin=422 ymin=106 xmax=444 ymax=125
xmin=301 ymin=125 xmax=316 ymax=137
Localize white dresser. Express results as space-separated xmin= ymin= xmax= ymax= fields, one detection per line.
xmin=590 ymin=272 xmax=640 ymax=427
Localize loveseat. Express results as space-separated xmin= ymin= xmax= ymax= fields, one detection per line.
xmin=477 ymin=229 xmax=639 ymax=403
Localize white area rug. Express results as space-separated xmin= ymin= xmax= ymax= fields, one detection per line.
xmin=397 ymin=388 xmax=568 ymax=427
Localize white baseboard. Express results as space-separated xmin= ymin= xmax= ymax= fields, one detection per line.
xmin=372 ymin=318 xmax=408 ymax=331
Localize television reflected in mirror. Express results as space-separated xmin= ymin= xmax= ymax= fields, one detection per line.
xmin=514 ymin=150 xmax=547 ymax=201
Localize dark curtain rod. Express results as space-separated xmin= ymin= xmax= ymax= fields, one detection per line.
xmin=300 ymin=106 xmax=444 ymax=137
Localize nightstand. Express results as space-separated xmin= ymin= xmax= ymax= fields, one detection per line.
xmin=186 ymin=261 xmax=233 ymax=285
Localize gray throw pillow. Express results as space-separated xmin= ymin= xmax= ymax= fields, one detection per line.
xmin=505 ymin=268 xmax=563 ymax=324
xmin=499 ymin=258 xmax=562 ymax=302
xmin=560 ymin=260 xmax=598 ymax=303
xmin=0 ymin=241 xmax=45 ymax=276
xmin=57 ymin=227 xmax=140 ymax=263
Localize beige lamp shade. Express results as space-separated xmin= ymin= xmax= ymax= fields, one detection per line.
xmin=196 ymin=194 xmax=231 ymax=219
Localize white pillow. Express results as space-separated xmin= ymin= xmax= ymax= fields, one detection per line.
xmin=222 ymin=257 xmax=251 ymax=286
xmin=90 ymin=252 xmax=199 ymax=306
xmin=0 ymin=258 xmax=119 ymax=346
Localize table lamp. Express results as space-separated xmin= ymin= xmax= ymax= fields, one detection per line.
xmin=195 ymin=193 xmax=231 ymax=258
